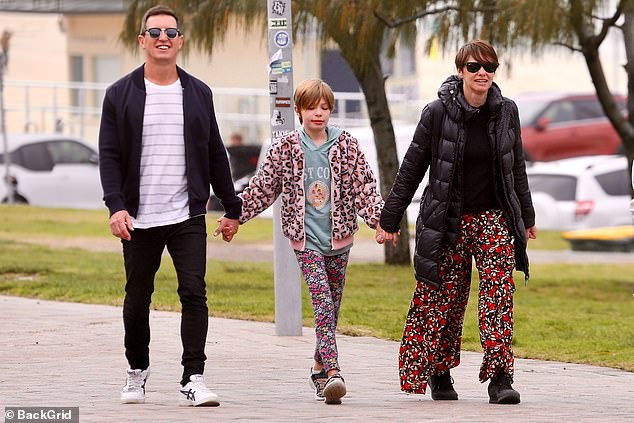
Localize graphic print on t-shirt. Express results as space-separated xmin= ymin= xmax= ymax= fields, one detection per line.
xmin=308 ymin=179 xmax=329 ymax=210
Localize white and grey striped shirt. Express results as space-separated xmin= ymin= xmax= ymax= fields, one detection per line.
xmin=133 ymin=78 xmax=189 ymax=228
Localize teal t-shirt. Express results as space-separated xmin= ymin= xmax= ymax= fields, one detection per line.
xmin=299 ymin=126 xmax=351 ymax=256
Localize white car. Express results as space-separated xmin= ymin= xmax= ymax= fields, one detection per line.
xmin=0 ymin=133 xmax=104 ymax=209
xmin=527 ymin=155 xmax=632 ymax=230
xmin=351 ymin=124 xmax=427 ymax=224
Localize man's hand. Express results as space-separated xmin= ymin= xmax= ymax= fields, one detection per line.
xmin=526 ymin=226 xmax=537 ymax=240
xmin=109 ymin=210 xmax=134 ymax=241
xmin=214 ymin=217 xmax=240 ymax=242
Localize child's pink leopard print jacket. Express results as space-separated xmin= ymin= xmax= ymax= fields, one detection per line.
xmin=239 ymin=130 xmax=384 ymax=251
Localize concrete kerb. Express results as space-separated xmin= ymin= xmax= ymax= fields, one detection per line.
xmin=1 ymin=295 xmax=633 ymax=422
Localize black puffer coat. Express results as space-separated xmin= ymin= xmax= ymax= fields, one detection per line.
xmin=380 ymin=75 xmax=535 ymax=287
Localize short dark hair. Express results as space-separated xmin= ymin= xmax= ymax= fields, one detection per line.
xmin=455 ymin=39 xmax=498 ymax=70
xmin=139 ymin=5 xmax=180 ymax=35
xmin=293 ymin=79 xmax=335 ymax=124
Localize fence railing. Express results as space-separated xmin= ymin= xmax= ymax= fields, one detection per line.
xmin=3 ymin=79 xmax=420 ymax=145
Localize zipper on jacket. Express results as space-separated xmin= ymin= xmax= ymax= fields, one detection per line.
xmin=181 ymin=85 xmax=192 ymax=217
xmin=329 ymin=147 xmax=336 ymax=251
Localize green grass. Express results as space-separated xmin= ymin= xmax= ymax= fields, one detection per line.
xmin=0 ymin=205 xmax=569 ymax=249
xmin=0 ymin=205 xmax=273 ymax=244
xmin=0 ymin=205 xmax=632 ymax=372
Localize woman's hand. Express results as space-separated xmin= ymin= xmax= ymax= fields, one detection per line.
xmin=375 ymin=223 xmax=400 ymax=247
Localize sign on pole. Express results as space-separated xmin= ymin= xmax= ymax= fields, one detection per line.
xmin=266 ymin=0 xmax=302 ymax=336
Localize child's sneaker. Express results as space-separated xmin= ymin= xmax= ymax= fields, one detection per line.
xmin=323 ymin=373 xmax=346 ymax=405
xmin=179 ymin=374 xmax=220 ymax=407
xmin=308 ymin=368 xmax=328 ymax=401
xmin=121 ymin=368 xmax=150 ymax=404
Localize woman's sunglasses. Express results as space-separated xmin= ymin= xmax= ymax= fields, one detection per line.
xmin=465 ymin=62 xmax=499 ymax=73
xmin=144 ymin=28 xmax=181 ymax=39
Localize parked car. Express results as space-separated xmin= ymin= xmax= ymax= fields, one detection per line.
xmin=207 ymin=144 xmax=263 ymax=212
xmin=227 ymin=144 xmax=262 ymax=181
xmin=515 ymin=92 xmax=626 ymax=162
xmin=561 ymin=225 xmax=634 ymax=252
xmin=0 ymin=133 xmax=103 ymax=209
xmin=527 ymin=155 xmax=632 ymax=230
xmin=352 ymin=124 xmax=427 ymax=224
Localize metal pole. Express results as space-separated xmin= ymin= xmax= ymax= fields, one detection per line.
xmin=267 ymin=0 xmax=302 ymax=336
xmin=1 ymin=30 xmax=14 ymax=204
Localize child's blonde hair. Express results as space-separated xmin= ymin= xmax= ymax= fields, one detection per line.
xmin=294 ymin=79 xmax=335 ymax=124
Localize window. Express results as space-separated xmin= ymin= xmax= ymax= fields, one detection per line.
xmin=528 ymin=174 xmax=577 ymax=201
xmin=595 ymin=169 xmax=630 ymax=196
xmin=14 ymin=143 xmax=54 ymax=171
xmin=47 ymin=140 xmax=96 ymax=165
xmin=543 ymin=101 xmax=575 ymax=123
xmin=574 ymin=99 xmax=604 ymax=120
xmin=94 ymin=56 xmax=120 ymax=107
xmin=70 ymin=55 xmax=84 ymax=108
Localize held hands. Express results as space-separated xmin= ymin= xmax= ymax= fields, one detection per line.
xmin=214 ymin=217 xmax=240 ymax=242
xmin=109 ymin=210 xmax=134 ymax=241
xmin=375 ymin=223 xmax=400 ymax=247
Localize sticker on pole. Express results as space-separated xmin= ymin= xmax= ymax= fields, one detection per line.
xmin=271 ymin=110 xmax=285 ymax=126
xmin=274 ymin=31 xmax=289 ymax=48
xmin=269 ymin=18 xmax=287 ymax=29
xmin=271 ymin=0 xmax=286 ymax=16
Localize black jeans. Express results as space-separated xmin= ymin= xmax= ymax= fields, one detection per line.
xmin=121 ymin=215 xmax=208 ymax=384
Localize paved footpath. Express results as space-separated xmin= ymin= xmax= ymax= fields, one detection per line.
xmin=1 ymin=295 xmax=633 ymax=423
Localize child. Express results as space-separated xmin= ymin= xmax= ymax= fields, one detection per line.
xmin=236 ymin=79 xmax=384 ymax=404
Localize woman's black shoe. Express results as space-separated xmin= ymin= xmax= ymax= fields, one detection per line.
xmin=428 ymin=370 xmax=458 ymax=400
xmin=488 ymin=372 xmax=521 ymax=404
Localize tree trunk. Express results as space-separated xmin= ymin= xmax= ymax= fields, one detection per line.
xmin=573 ymin=0 xmax=634 ymax=198
xmin=348 ymin=53 xmax=411 ymax=265
xmin=623 ymin=3 xmax=634 ymax=199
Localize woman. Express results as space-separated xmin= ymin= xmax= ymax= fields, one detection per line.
xmin=377 ymin=40 xmax=536 ymax=404
xmin=235 ymin=79 xmax=385 ymax=404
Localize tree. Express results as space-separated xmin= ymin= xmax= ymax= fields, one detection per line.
xmin=120 ymin=0 xmax=442 ymax=265
xmin=375 ymin=0 xmax=634 ymax=198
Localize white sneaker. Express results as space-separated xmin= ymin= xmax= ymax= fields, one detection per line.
xmin=121 ymin=368 xmax=150 ymax=404
xmin=323 ymin=373 xmax=347 ymax=405
xmin=179 ymin=374 xmax=220 ymax=407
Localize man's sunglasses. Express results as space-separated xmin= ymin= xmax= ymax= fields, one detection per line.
xmin=465 ymin=62 xmax=499 ymax=73
xmin=144 ymin=28 xmax=181 ymax=39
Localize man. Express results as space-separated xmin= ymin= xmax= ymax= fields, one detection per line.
xmin=228 ymin=132 xmax=244 ymax=147
xmin=98 ymin=4 xmax=240 ymax=407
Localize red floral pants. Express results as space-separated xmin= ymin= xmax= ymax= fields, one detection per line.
xmin=399 ymin=209 xmax=516 ymax=394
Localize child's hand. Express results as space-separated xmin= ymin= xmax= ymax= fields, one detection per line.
xmin=375 ymin=223 xmax=399 ymax=247
xmin=214 ymin=217 xmax=240 ymax=242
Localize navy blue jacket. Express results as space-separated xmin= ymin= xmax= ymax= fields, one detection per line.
xmin=98 ymin=64 xmax=241 ymax=219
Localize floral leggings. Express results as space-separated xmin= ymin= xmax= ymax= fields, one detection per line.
xmin=294 ymin=249 xmax=349 ymax=372
xmin=400 ymin=209 xmax=516 ymax=394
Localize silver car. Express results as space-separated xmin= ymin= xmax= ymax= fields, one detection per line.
xmin=527 ymin=155 xmax=632 ymax=230
xmin=0 ymin=133 xmax=103 ymax=209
